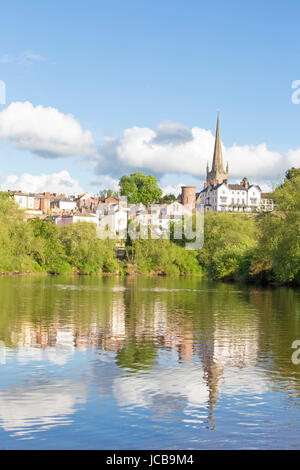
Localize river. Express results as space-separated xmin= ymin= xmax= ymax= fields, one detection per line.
xmin=0 ymin=275 xmax=299 ymax=449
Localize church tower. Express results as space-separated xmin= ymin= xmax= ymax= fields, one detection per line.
xmin=206 ymin=113 xmax=228 ymax=185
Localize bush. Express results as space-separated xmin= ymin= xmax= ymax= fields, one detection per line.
xmin=197 ymin=212 xmax=258 ymax=281
xmin=127 ymin=238 xmax=202 ymax=275
xmin=0 ymin=195 xmax=120 ymax=275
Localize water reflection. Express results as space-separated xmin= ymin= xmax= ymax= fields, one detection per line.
xmin=0 ymin=380 xmax=86 ymax=436
xmin=0 ymin=276 xmax=299 ymax=448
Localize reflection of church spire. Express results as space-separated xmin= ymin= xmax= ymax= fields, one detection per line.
xmin=203 ymin=363 xmax=222 ymax=430
xmin=197 ymin=322 xmax=223 ymax=431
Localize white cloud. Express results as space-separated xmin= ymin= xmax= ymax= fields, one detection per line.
xmin=20 ymin=51 xmax=45 ymax=63
xmin=161 ymin=183 xmax=185 ymax=197
xmin=94 ymin=121 xmax=297 ymax=183
xmin=225 ymin=143 xmax=284 ymax=179
xmin=91 ymin=174 xmax=119 ymax=191
xmin=286 ymin=148 xmax=300 ymax=168
xmin=0 ymin=101 xmax=95 ymax=158
xmin=0 ymin=54 xmax=15 ymax=63
xmin=116 ymin=125 xmax=214 ymax=176
xmin=0 ymin=51 xmax=45 ymax=64
xmin=1 ymin=109 xmax=299 ymax=190
xmin=0 ymin=170 xmax=83 ymax=195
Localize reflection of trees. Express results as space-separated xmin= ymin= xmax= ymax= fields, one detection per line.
xmin=248 ymin=286 xmax=300 ymax=397
xmin=116 ymin=339 xmax=158 ymax=371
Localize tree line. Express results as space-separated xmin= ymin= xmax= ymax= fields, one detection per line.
xmin=0 ymin=168 xmax=299 ymax=285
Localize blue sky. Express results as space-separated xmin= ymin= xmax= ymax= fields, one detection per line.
xmin=0 ymin=0 xmax=299 ymax=194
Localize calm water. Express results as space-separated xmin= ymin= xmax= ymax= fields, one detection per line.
xmin=0 ymin=276 xmax=299 ymax=449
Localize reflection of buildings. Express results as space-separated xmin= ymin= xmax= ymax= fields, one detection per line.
xmin=4 ymin=282 xmax=263 ymax=432
xmin=97 ymin=290 xmax=126 ymax=352
xmin=197 ymin=320 xmax=259 ymax=429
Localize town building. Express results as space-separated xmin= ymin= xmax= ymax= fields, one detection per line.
xmin=11 ymin=190 xmax=50 ymax=215
xmin=51 ymin=212 xmax=99 ymax=226
xmin=98 ymin=209 xmax=128 ymax=239
xmin=50 ymin=195 xmax=77 ymax=214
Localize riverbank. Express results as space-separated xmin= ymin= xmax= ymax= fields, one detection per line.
xmin=0 ymin=269 xmax=298 ymax=289
xmin=0 ymin=172 xmax=299 ymax=286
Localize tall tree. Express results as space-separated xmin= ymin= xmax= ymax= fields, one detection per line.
xmin=160 ymin=193 xmax=176 ymax=204
xmin=99 ymin=189 xmax=119 ymax=200
xmin=273 ymin=168 xmax=300 ymax=212
xmin=285 ymin=167 xmax=300 ymax=181
xmin=119 ymin=171 xmax=162 ymax=205
xmin=252 ymin=169 xmax=300 ymax=284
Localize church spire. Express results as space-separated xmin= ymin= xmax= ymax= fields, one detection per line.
xmin=206 ymin=113 xmax=228 ymax=185
xmin=211 ymin=113 xmax=225 ymax=173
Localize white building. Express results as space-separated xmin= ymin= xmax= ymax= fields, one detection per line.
xmin=162 ymin=200 xmax=193 ymax=218
xmin=198 ymin=178 xmax=262 ymax=213
xmin=73 ymin=213 xmax=98 ymax=225
xmin=51 ymin=196 xmax=77 ymax=213
xmin=197 ymin=114 xmax=272 ymax=213
xmin=11 ymin=191 xmax=48 ymax=214
xmin=13 ymin=192 xmax=34 ymax=209
xmin=97 ymin=209 xmax=128 ymax=239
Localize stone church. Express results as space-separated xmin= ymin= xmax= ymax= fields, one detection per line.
xmin=194 ymin=114 xmax=273 ymax=212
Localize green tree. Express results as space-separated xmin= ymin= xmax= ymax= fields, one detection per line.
xmin=59 ymin=222 xmax=118 ymax=274
xmin=119 ymin=171 xmax=162 ymax=205
xmin=251 ymin=169 xmax=300 ymax=284
xmin=99 ymin=189 xmax=119 ymax=200
xmin=0 ymin=193 xmax=40 ymax=272
xmin=28 ymin=218 xmax=71 ymax=274
xmin=285 ymin=167 xmax=300 ymax=181
xmin=126 ymin=238 xmax=202 ymax=275
xmin=197 ymin=212 xmax=258 ymax=281
xmin=160 ymin=193 xmax=176 ymax=204
xmin=273 ymin=169 xmax=300 ymax=213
